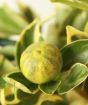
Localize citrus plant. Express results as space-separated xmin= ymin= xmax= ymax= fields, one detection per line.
xmin=0 ymin=0 xmax=88 ymax=105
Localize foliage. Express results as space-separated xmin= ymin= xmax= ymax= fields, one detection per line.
xmin=0 ymin=1 xmax=88 ymax=105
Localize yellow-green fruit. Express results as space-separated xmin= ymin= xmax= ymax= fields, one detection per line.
xmin=20 ymin=42 xmax=63 ymax=84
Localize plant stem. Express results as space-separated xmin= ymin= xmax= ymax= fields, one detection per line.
xmin=51 ymin=0 xmax=88 ymax=11
xmin=0 ymin=89 xmax=6 ymax=105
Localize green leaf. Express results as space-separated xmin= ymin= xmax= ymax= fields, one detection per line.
xmin=51 ymin=0 xmax=88 ymax=11
xmin=39 ymin=79 xmax=61 ymax=94
xmin=72 ymin=11 xmax=88 ymax=31
xmin=84 ymin=22 xmax=88 ymax=33
xmin=16 ymin=91 xmax=41 ymax=105
xmin=16 ymin=19 xmax=37 ymax=67
xmin=0 ymin=45 xmax=16 ymax=59
xmin=61 ymin=39 xmax=88 ymax=71
xmin=17 ymin=3 xmax=35 ymax=23
xmin=0 ymin=5 xmax=28 ymax=38
xmin=59 ymin=9 xmax=81 ymax=36
xmin=0 ymin=39 xmax=16 ymax=46
xmin=0 ymin=55 xmax=17 ymax=76
xmin=16 ymin=89 xmax=30 ymax=100
xmin=16 ymin=91 xmax=68 ymax=105
xmin=0 ymin=77 xmax=6 ymax=89
xmin=66 ymin=26 xmax=88 ymax=44
xmin=36 ymin=93 xmax=68 ymax=105
xmin=4 ymin=72 xmax=38 ymax=94
xmin=57 ymin=63 xmax=88 ymax=94
xmin=41 ymin=100 xmax=68 ymax=105
xmin=16 ymin=19 xmax=44 ymax=67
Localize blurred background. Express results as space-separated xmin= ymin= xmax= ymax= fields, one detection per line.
xmin=0 ymin=0 xmax=88 ymax=105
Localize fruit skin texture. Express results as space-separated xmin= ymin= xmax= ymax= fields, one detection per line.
xmin=20 ymin=42 xmax=63 ymax=84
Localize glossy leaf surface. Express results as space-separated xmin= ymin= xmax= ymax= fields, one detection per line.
xmin=57 ymin=63 xmax=88 ymax=94
xmin=61 ymin=39 xmax=88 ymax=71
xmin=4 ymin=72 xmax=38 ymax=94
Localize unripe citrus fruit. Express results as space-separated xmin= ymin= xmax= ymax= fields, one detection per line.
xmin=20 ymin=42 xmax=62 ymax=84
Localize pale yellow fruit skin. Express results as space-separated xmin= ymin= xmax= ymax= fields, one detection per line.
xmin=20 ymin=42 xmax=63 ymax=84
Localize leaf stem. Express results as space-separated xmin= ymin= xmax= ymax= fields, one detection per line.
xmin=51 ymin=0 xmax=88 ymax=11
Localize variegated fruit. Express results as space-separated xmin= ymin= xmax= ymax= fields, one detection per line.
xmin=20 ymin=42 xmax=62 ymax=84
